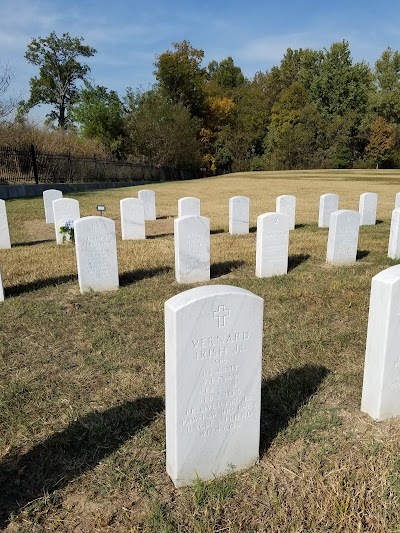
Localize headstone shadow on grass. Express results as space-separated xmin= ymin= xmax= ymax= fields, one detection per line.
xmin=287 ymin=253 xmax=310 ymax=272
xmin=119 ymin=266 xmax=171 ymax=286
xmin=356 ymin=249 xmax=370 ymax=260
xmin=210 ymin=260 xmax=245 ymax=278
xmin=0 ymin=396 xmax=164 ymax=529
xmin=13 ymin=239 xmax=54 ymax=247
xmin=259 ymin=364 xmax=329 ymax=455
xmin=5 ymin=274 xmax=78 ymax=297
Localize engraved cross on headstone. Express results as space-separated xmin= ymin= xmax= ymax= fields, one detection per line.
xmin=213 ymin=305 xmax=230 ymax=328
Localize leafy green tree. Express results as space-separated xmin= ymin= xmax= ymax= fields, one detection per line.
xmin=126 ymin=89 xmax=201 ymax=167
xmin=23 ymin=32 xmax=96 ymax=129
xmin=71 ymin=82 xmax=125 ymax=157
xmin=207 ymin=57 xmax=246 ymax=90
xmin=154 ymin=40 xmax=206 ymax=118
xmin=370 ymin=48 xmax=400 ymax=123
xmin=302 ymin=41 xmax=372 ymax=117
xmin=264 ymin=82 xmax=324 ymax=169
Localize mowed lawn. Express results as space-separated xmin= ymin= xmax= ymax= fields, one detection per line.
xmin=1 ymin=169 xmax=400 ymax=532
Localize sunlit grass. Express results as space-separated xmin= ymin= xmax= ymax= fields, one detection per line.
xmin=1 ymin=168 xmax=400 ymax=531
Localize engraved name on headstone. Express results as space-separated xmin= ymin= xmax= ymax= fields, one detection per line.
xmin=174 ymin=215 xmax=210 ymax=283
xmin=0 ymin=199 xmax=11 ymax=249
xmin=43 ymin=189 xmax=63 ymax=224
xmin=229 ymin=196 xmax=250 ymax=235
xmin=75 ymin=216 xmax=119 ymax=294
xmin=178 ymin=197 xmax=201 ymax=217
xmin=138 ymin=190 xmax=156 ymax=221
xmin=318 ymin=193 xmax=339 ymax=228
xmin=256 ymin=212 xmax=290 ymax=277
xmin=361 ymin=265 xmax=400 ymax=420
xmin=53 ymin=198 xmax=80 ymax=245
xmin=326 ymin=210 xmax=360 ymax=265
xmin=120 ymin=198 xmax=145 ymax=240
xmin=359 ymin=192 xmax=378 ymax=226
xmin=165 ymin=284 xmax=263 ymax=487
xmin=276 ymin=195 xmax=296 ymax=230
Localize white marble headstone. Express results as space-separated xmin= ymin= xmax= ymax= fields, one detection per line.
xmin=256 ymin=212 xmax=290 ymax=277
xmin=165 ymin=284 xmax=263 ymax=487
xmin=388 ymin=208 xmax=400 ymax=259
xmin=396 ymin=192 xmax=400 ymax=209
xmin=120 ymin=198 xmax=145 ymax=240
xmin=138 ymin=190 xmax=156 ymax=221
xmin=0 ymin=199 xmax=11 ymax=249
xmin=75 ymin=216 xmax=119 ymax=294
xmin=359 ymin=192 xmax=377 ymax=226
xmin=43 ymin=189 xmax=63 ymax=223
xmin=361 ymin=265 xmax=400 ymax=420
xmin=326 ymin=210 xmax=360 ymax=265
xmin=318 ymin=193 xmax=339 ymax=228
xmin=174 ymin=215 xmax=210 ymax=283
xmin=0 ymin=268 xmax=4 ymax=302
xmin=178 ymin=197 xmax=200 ymax=217
xmin=53 ymin=198 xmax=80 ymax=244
xmin=276 ymin=195 xmax=296 ymax=230
xmin=229 ymin=196 xmax=249 ymax=235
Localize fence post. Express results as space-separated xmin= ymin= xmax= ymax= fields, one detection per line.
xmin=30 ymin=144 xmax=39 ymax=184
xmin=68 ymin=153 xmax=72 ymax=182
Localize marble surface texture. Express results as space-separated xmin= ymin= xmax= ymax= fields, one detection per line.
xmin=43 ymin=189 xmax=62 ymax=224
xmin=174 ymin=215 xmax=210 ymax=283
xmin=75 ymin=216 xmax=119 ymax=294
xmin=256 ymin=212 xmax=290 ymax=277
xmin=361 ymin=265 xmax=400 ymax=420
xmin=120 ymin=198 xmax=145 ymax=240
xmin=165 ymin=284 xmax=263 ymax=487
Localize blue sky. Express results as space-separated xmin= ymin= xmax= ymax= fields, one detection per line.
xmin=2 ymin=0 xmax=400 ymax=123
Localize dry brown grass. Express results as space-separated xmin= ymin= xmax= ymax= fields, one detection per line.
xmin=1 ymin=169 xmax=400 ymax=531
xmin=0 ymin=123 xmax=106 ymax=157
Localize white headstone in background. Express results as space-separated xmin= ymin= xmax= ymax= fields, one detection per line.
xmin=318 ymin=193 xmax=339 ymax=228
xmin=120 ymin=198 xmax=145 ymax=240
xmin=0 ymin=199 xmax=11 ymax=249
xmin=359 ymin=192 xmax=378 ymax=226
xmin=229 ymin=196 xmax=249 ymax=235
xmin=0 ymin=268 xmax=4 ymax=302
xmin=276 ymin=195 xmax=296 ymax=230
xmin=256 ymin=212 xmax=290 ymax=277
xmin=43 ymin=189 xmax=63 ymax=223
xmin=178 ymin=197 xmax=201 ymax=217
xmin=326 ymin=210 xmax=360 ymax=265
xmin=174 ymin=215 xmax=210 ymax=283
xmin=388 ymin=208 xmax=400 ymax=259
xmin=53 ymin=198 xmax=80 ymax=244
xmin=138 ymin=189 xmax=156 ymax=220
xmin=75 ymin=216 xmax=119 ymax=294
xmin=396 ymin=192 xmax=400 ymax=209
xmin=361 ymin=265 xmax=400 ymax=420
xmin=165 ymin=284 xmax=263 ymax=487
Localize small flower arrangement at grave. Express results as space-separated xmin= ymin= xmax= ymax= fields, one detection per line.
xmin=59 ymin=219 xmax=75 ymax=243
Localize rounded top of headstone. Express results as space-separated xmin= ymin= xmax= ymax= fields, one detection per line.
xmin=230 ymin=195 xmax=249 ymax=200
xmin=331 ymin=209 xmax=358 ymax=217
xmin=360 ymin=192 xmax=378 ymax=197
xmin=257 ymin=212 xmax=290 ymax=221
xmin=372 ymin=264 xmax=400 ymax=285
xmin=75 ymin=215 xmax=115 ymax=229
xmin=166 ymin=284 xmax=263 ymax=311
xmin=277 ymin=194 xmax=296 ymax=199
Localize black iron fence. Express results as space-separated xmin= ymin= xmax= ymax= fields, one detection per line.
xmin=0 ymin=145 xmax=205 ymax=184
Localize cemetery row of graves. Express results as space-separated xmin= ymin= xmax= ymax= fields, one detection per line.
xmin=1 ymin=188 xmax=400 ymax=298
xmin=1 ymin=170 xmax=400 ymax=530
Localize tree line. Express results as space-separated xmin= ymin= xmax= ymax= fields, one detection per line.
xmin=2 ymin=32 xmax=400 ymax=172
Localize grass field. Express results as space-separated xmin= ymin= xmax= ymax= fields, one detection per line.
xmin=1 ymin=169 xmax=400 ymax=532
